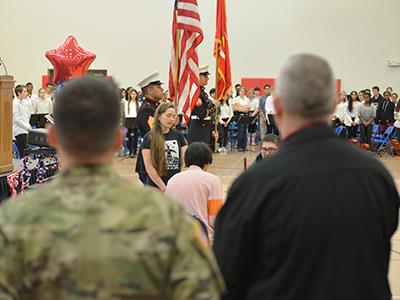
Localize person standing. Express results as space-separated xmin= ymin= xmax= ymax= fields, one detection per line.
xmin=187 ymin=65 xmax=217 ymax=146
xmin=0 ymin=76 xmax=225 ymax=299
xmin=265 ymin=89 xmax=279 ymax=135
xmin=25 ymin=82 xmax=37 ymax=112
xmin=359 ymin=92 xmax=375 ymax=145
xmin=371 ymin=86 xmax=384 ymax=106
xmin=218 ymin=93 xmax=233 ymax=152
xmin=247 ymin=88 xmax=259 ymax=146
xmin=44 ymin=82 xmax=55 ymax=101
xmin=125 ymin=88 xmax=140 ymax=157
xmin=32 ymin=88 xmax=53 ymax=114
xmin=135 ymin=72 xmax=163 ymax=184
xmin=12 ymin=84 xmax=31 ymax=158
xmin=258 ymin=84 xmax=271 ymax=140
xmin=376 ymin=91 xmax=395 ymax=132
xmin=232 ymin=87 xmax=250 ymax=151
xmin=142 ymin=102 xmax=187 ymax=191
xmin=214 ymin=54 xmax=399 ymax=300
xmin=342 ymin=91 xmax=360 ymax=139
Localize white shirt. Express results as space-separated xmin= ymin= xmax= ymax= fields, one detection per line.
xmin=248 ymin=98 xmax=259 ymax=112
xmin=335 ymin=101 xmax=346 ymax=120
xmin=232 ymin=96 xmax=249 ymax=112
xmin=265 ymin=95 xmax=276 ymax=114
xmin=125 ymin=100 xmax=138 ymax=118
xmin=13 ymin=97 xmax=32 ymax=137
xmin=32 ymin=97 xmax=53 ymax=114
xmin=342 ymin=102 xmax=360 ymax=126
xmin=219 ymin=103 xmax=233 ymax=123
xmin=27 ymin=94 xmax=38 ymax=102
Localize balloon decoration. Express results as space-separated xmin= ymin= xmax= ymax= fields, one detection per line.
xmin=45 ymin=35 xmax=96 ymax=84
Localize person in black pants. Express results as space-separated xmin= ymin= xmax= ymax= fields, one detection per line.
xmin=218 ymin=94 xmax=233 ymax=152
xmin=359 ymin=92 xmax=375 ymax=145
xmin=15 ymin=134 xmax=28 ymax=159
xmin=376 ymin=91 xmax=395 ymax=132
xmin=12 ymin=84 xmax=31 ymax=158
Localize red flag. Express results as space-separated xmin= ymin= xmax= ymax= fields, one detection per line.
xmin=168 ymin=0 xmax=204 ymax=123
xmin=214 ymin=0 xmax=232 ymax=100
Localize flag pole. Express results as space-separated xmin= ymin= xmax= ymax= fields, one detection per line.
xmin=214 ymin=45 xmax=219 ymax=153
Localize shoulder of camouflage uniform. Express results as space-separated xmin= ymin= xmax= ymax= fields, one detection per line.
xmin=0 ymin=176 xmax=186 ymax=233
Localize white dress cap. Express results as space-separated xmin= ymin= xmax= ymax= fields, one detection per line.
xmin=138 ymin=71 xmax=163 ymax=89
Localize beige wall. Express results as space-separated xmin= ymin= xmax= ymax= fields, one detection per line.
xmin=0 ymin=0 xmax=399 ymax=93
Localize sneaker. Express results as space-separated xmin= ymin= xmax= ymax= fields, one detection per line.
xmin=223 ymin=147 xmax=228 ymax=152
xmin=218 ymin=147 xmax=223 ymax=153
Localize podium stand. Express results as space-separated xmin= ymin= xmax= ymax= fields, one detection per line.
xmin=0 ymin=75 xmax=14 ymax=174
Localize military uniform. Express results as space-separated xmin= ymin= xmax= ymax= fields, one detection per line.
xmin=135 ymin=71 xmax=163 ymax=183
xmin=137 ymin=97 xmax=159 ymax=137
xmin=187 ymin=87 xmax=216 ymax=145
xmin=0 ymin=165 xmax=225 ymax=300
xmin=135 ymin=98 xmax=159 ymax=183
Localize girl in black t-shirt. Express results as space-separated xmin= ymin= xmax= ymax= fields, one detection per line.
xmin=142 ymin=102 xmax=187 ymax=191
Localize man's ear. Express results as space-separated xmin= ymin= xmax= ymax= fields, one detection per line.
xmin=274 ymin=96 xmax=283 ymax=118
xmin=47 ymin=125 xmax=59 ymax=150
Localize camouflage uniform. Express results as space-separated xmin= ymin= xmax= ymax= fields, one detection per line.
xmin=0 ymin=165 xmax=225 ymax=300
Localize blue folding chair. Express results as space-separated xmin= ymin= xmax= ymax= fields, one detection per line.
xmin=392 ymin=128 xmax=399 ymax=139
xmin=335 ymin=125 xmax=346 ymax=136
xmin=228 ymin=122 xmax=238 ymax=151
xmin=371 ymin=126 xmax=395 ymax=156
xmin=371 ymin=124 xmax=380 ymax=138
xmin=12 ymin=141 xmax=19 ymax=159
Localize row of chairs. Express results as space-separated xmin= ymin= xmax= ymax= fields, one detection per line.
xmin=227 ymin=122 xmax=262 ymax=151
xmin=335 ymin=125 xmax=397 ymax=156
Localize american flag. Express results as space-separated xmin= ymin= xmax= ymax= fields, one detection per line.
xmin=168 ymin=0 xmax=204 ymax=123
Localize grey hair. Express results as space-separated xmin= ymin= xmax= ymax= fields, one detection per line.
xmin=275 ymin=54 xmax=335 ymax=118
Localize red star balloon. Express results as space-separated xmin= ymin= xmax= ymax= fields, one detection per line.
xmin=45 ymin=35 xmax=96 ymax=84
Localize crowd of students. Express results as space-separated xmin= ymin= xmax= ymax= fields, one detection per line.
xmin=12 ymin=82 xmax=55 ymax=158
xmin=332 ymin=86 xmax=399 ymax=145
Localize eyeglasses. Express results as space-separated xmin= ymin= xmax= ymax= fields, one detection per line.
xmin=261 ymin=147 xmax=278 ymax=153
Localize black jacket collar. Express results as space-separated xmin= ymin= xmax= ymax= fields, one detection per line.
xmin=281 ymin=124 xmax=336 ymax=150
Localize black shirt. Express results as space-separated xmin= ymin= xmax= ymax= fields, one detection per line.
xmin=142 ymin=129 xmax=187 ymax=185
xmin=376 ymin=100 xmax=395 ymax=124
xmin=191 ymin=87 xmax=216 ymax=119
xmin=137 ymin=98 xmax=159 ymax=137
xmin=136 ymin=98 xmax=159 ymax=174
xmin=213 ymin=124 xmax=399 ymax=300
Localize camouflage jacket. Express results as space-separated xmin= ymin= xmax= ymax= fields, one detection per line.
xmin=0 ymin=165 xmax=225 ymax=300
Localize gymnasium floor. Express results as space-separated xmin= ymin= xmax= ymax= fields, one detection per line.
xmin=113 ymin=149 xmax=400 ymax=297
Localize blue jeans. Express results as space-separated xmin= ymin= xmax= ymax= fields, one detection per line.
xmin=237 ymin=123 xmax=248 ymax=150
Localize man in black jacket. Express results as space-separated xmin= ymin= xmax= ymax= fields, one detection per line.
xmin=372 ymin=85 xmax=384 ymax=106
xmin=187 ymin=65 xmax=217 ymax=147
xmin=376 ymin=91 xmax=395 ymax=132
xmin=213 ymin=54 xmax=399 ymax=300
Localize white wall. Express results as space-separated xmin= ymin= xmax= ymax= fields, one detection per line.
xmin=0 ymin=0 xmax=399 ymax=93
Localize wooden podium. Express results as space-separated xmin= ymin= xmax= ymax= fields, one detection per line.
xmin=0 ymin=75 xmax=14 ymax=174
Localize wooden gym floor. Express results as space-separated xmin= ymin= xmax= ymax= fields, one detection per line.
xmin=113 ymin=148 xmax=400 ymax=297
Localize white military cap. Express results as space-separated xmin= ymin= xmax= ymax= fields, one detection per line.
xmin=137 ymin=71 xmax=163 ymax=90
xmin=199 ymin=65 xmax=210 ymax=75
